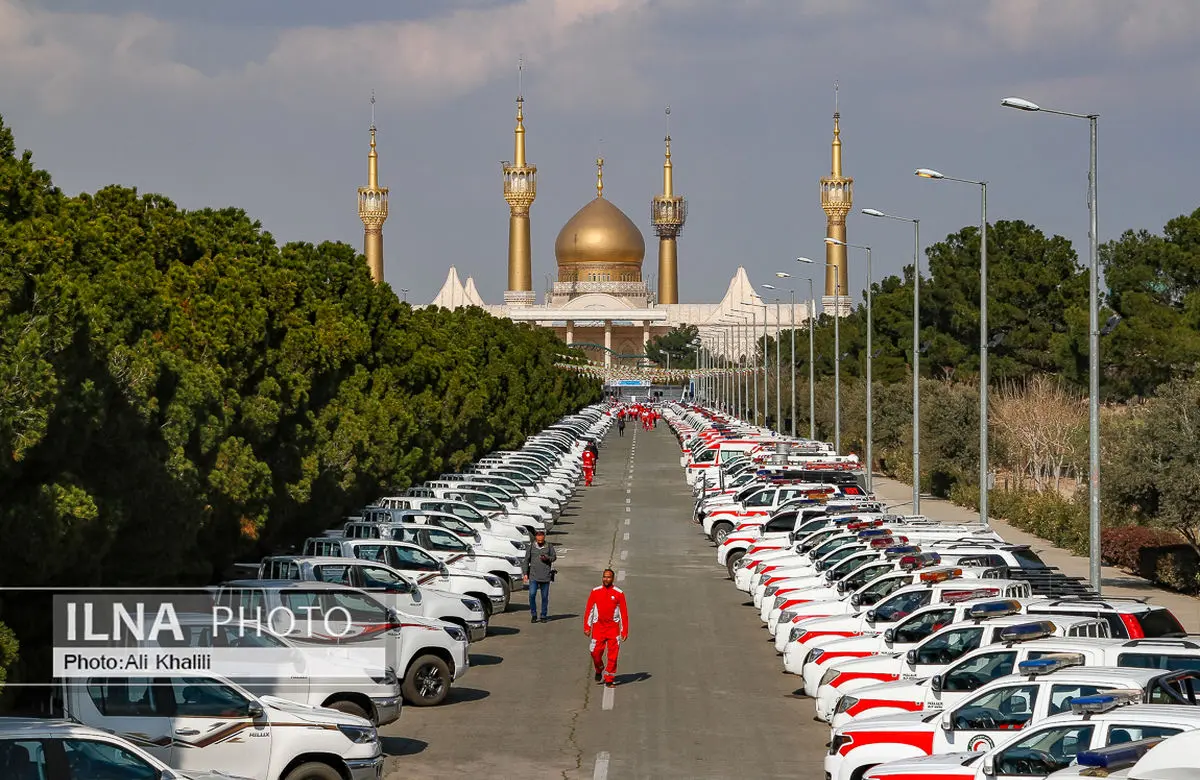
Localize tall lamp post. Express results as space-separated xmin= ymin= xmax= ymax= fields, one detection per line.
xmin=862 ymin=208 xmax=922 ymax=514
xmin=762 ymin=286 xmax=784 ymax=431
xmin=1003 ymin=96 xmax=1101 ymax=591
xmin=915 ymin=168 xmax=989 ymax=525
xmin=795 ymin=266 xmax=817 ymax=440
xmin=736 ymin=305 xmax=761 ymax=424
xmin=800 ymin=257 xmax=842 ymax=451
xmin=774 ymin=272 xmax=798 ymax=438
xmin=825 ymin=237 xmax=873 ymax=490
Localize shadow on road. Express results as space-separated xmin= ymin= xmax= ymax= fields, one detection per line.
xmin=381 ymin=737 xmax=427 ymax=757
xmin=468 ymin=653 xmax=503 ymax=667
xmin=441 ymin=687 xmax=491 ymax=705
xmin=615 ymin=671 xmax=652 ymax=686
xmin=487 ymin=625 xmax=521 ymax=637
xmin=546 ymin=613 xmax=579 ymax=622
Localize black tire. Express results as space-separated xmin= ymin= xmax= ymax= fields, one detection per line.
xmin=283 ymin=762 xmax=342 ymax=780
xmin=403 ymin=654 xmax=452 ymax=706
xmin=323 ymin=698 xmax=371 ymax=722
xmin=725 ymin=550 xmax=745 ymax=580
xmin=712 ymin=521 xmax=734 ymax=545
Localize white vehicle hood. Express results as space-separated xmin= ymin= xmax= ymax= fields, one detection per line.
xmin=827 ymin=652 xmax=904 ymax=677
xmin=860 ymin=751 xmax=982 ymax=776
xmin=175 ymin=772 xmax=256 ymax=780
xmin=838 ymin=710 xmax=931 ymax=732
xmin=258 ymin=695 xmax=374 ymax=727
xmin=840 ymin=678 xmax=928 ymax=705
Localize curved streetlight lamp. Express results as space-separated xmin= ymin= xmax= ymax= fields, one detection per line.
xmin=915 ymin=166 xmax=989 ymax=526
xmin=1002 ymin=94 xmax=1101 ymax=591
xmin=826 ymin=236 xmax=873 ymax=490
xmin=862 ymin=208 xmax=922 ymax=514
xmin=796 ymin=258 xmax=817 ymax=439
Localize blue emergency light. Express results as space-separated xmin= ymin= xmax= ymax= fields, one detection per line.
xmin=967 ymin=600 xmax=1023 ymax=619
xmin=885 ymin=544 xmax=920 ymax=556
xmin=998 ymin=621 xmax=1056 ymax=642
xmin=1075 ymin=737 xmax=1163 ymax=769
xmin=857 ymin=529 xmax=891 ymax=539
xmin=1016 ymin=653 xmax=1084 ymax=676
xmin=1069 ymin=689 xmax=1143 ymax=715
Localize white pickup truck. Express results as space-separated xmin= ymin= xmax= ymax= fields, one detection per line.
xmin=58 ymin=672 xmax=383 ymax=780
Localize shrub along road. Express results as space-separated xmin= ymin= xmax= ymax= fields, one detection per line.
xmin=382 ymin=422 xmax=829 ymax=778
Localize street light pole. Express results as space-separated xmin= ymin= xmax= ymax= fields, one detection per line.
xmin=794 ymin=266 xmax=817 ymax=440
xmin=773 ymin=272 xmax=798 ymax=438
xmin=762 ymin=286 xmax=785 ymax=432
xmin=1003 ymin=96 xmax=1101 ymax=591
xmin=916 ymin=168 xmax=989 ymax=525
xmin=826 ymin=238 xmax=873 ymax=489
xmin=863 ymin=209 xmax=922 ymax=514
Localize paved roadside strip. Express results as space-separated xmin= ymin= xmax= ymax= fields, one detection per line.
xmin=870 ymin=474 xmax=1200 ymax=632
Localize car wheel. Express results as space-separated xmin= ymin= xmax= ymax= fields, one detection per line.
xmin=712 ymin=522 xmax=733 ymax=545
xmin=725 ymin=550 xmax=745 ymax=580
xmin=284 ymin=762 xmax=342 ymax=780
xmin=403 ymin=655 xmax=452 ymax=706
xmin=323 ymin=698 xmax=371 ymax=722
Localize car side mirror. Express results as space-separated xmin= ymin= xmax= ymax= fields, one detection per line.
xmin=906 ymin=649 xmax=917 ymax=665
xmin=940 ymin=710 xmax=953 ymax=731
xmin=850 ymin=594 xmax=863 ymax=608
xmin=248 ymin=702 xmax=265 ymax=719
xmin=440 ymin=563 xmax=450 ymax=577
xmin=982 ymin=756 xmax=995 ymax=775
xmin=930 ymin=674 xmax=943 ymax=693
xmin=883 ymin=628 xmax=896 ymax=643
xmin=864 ymin=609 xmax=876 ymax=623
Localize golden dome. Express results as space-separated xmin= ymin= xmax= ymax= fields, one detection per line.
xmin=554 ymin=197 xmax=646 ymax=268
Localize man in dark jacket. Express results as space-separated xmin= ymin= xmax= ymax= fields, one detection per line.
xmin=523 ymin=530 xmax=557 ymax=623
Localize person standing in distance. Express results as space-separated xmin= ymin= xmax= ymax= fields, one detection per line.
xmin=523 ymin=529 xmax=556 ymax=623
xmin=584 ymin=568 xmax=629 ymax=688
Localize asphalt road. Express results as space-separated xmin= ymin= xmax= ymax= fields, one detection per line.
xmin=382 ymin=421 xmax=829 ymax=779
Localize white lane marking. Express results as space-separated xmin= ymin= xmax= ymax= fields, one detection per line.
xmin=624 ymin=517 xmax=630 ymax=525
xmin=625 ymin=507 xmax=630 ymax=512
xmin=619 ymin=550 xmax=628 ymax=560
xmin=602 ymin=686 xmax=615 ymax=711
xmin=593 ymin=751 xmax=611 ymax=779
xmin=623 ymin=532 xmax=630 ymax=540
xmin=625 ymin=498 xmax=631 ymax=504
xmin=617 ymin=570 xmax=626 ymax=581
xmin=626 ymin=488 xmax=631 ymax=494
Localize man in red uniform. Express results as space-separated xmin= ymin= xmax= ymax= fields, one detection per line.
xmin=584 ymin=568 xmax=629 ymax=687
xmin=581 ymin=447 xmax=595 ymax=486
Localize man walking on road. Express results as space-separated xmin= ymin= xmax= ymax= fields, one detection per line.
xmin=584 ymin=568 xmax=629 ymax=687
xmin=523 ymin=530 xmax=556 ymax=623
xmin=582 ymin=446 xmax=596 ymax=486
xmin=617 ymin=415 xmax=625 ymax=437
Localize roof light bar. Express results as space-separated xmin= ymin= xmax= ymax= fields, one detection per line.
xmin=942 ymin=590 xmax=1008 ymax=606
xmin=899 ymin=552 xmax=942 ymax=571
xmin=919 ymin=567 xmax=961 ymax=583
xmin=1075 ymin=737 xmax=1164 ymax=769
xmin=884 ymin=545 xmax=921 ymax=557
xmin=1069 ymin=689 xmax=1143 ymax=715
xmin=857 ymin=528 xmax=891 ymax=539
xmin=999 ymin=621 xmax=1057 ymax=643
xmin=1017 ymin=653 xmax=1085 ymax=677
xmin=869 ymin=536 xmax=898 ymax=549
xmin=967 ymin=599 xmax=1024 ymax=619
xmin=846 ymin=519 xmax=885 ymax=531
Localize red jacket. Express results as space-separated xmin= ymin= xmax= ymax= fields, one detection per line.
xmin=584 ymin=585 xmax=629 ymax=640
xmin=582 ymin=450 xmax=596 ymax=468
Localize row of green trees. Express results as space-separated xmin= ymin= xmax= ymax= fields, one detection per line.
xmin=0 ymin=116 xmax=600 ymax=691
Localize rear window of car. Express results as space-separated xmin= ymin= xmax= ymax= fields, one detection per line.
xmin=1011 ymin=548 xmax=1048 ymax=569
xmin=1136 ymin=608 xmax=1187 ymax=638
xmin=1117 ymin=652 xmax=1200 ymax=672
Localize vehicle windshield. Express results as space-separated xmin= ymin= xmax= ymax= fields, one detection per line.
xmin=1137 ymin=608 xmax=1188 ymax=638
xmin=1011 ymin=548 xmax=1048 ymax=569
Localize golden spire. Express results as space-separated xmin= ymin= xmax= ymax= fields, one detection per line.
xmin=358 ymin=91 xmax=389 ymax=284
xmin=651 ymin=105 xmax=686 ymax=305
xmin=831 ymin=82 xmax=842 ymax=178
xmin=596 ymin=156 xmax=605 ymax=199
xmin=820 ymin=81 xmax=853 ymax=306
xmin=502 ymin=59 xmax=538 ymax=305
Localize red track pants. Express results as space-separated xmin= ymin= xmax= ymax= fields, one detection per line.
xmin=583 ymin=466 xmax=594 ymax=486
xmin=590 ymin=635 xmax=620 ymax=683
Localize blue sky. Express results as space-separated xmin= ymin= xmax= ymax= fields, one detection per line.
xmin=3 ymin=0 xmax=1199 ymax=305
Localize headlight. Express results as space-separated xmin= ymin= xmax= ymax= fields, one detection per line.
xmin=788 ymin=626 xmax=803 ymax=642
xmin=734 ymin=557 xmax=747 ymax=570
xmin=337 ymin=724 xmax=378 ymax=744
xmin=835 ymin=695 xmax=859 ymax=714
xmin=764 ymin=585 xmax=780 ymax=597
xmin=806 ymin=648 xmax=825 ymax=666
xmin=461 ymin=597 xmax=482 ymax=612
xmin=505 ymin=556 xmax=521 ymax=566
xmin=368 ymin=667 xmax=398 ymax=686
xmin=820 ymin=667 xmax=840 ymax=687
xmin=773 ymin=595 xmax=787 ymax=610
xmin=511 ymin=540 xmax=527 ymax=551
xmin=829 ymin=733 xmax=851 ymax=756
xmin=484 ymin=575 xmax=504 ymax=587
xmin=780 ymin=610 xmax=796 ymax=624
xmin=444 ymin=625 xmax=467 ymax=642
xmin=754 ymin=562 xmax=768 ymax=574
